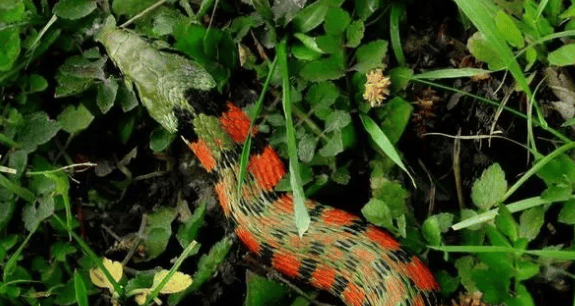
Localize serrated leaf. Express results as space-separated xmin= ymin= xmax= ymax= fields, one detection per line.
xmin=189 ymin=237 xmax=233 ymax=291
xmin=519 ymin=206 xmax=544 ymax=241
xmin=324 ymin=7 xmax=350 ymax=35
xmin=324 ymin=110 xmax=351 ymax=133
xmin=53 ymin=0 xmax=97 ymax=19
xmin=471 ymin=163 xmax=507 ymax=210
xmin=58 ymin=104 xmax=94 ymax=134
xmin=142 ymin=207 xmax=177 ymax=261
xmin=52 ymin=241 xmax=77 ymax=262
xmin=361 ymin=198 xmax=393 ymax=229
xmin=22 ymin=196 xmax=55 ymax=232
xmin=346 ymin=20 xmax=364 ymax=47
xmin=353 ymin=40 xmax=388 ymax=73
xmin=300 ymin=55 xmax=345 ymax=81
xmin=298 ymin=134 xmax=317 ymax=163
xmin=318 ymin=130 xmax=343 ymax=157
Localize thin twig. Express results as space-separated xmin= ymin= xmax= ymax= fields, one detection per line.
xmin=26 ymin=162 xmax=97 ymax=175
xmin=453 ymin=129 xmax=465 ymax=209
xmin=122 ymin=215 xmax=147 ymax=265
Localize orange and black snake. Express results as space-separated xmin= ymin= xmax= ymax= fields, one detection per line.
xmin=96 ymin=17 xmax=441 ymax=306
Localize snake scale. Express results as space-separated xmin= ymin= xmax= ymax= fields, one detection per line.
xmin=96 ymin=17 xmax=440 ymax=306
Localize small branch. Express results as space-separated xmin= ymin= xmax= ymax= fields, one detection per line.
xmin=119 ymin=0 xmax=167 ymax=28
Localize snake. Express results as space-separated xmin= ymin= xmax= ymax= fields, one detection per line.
xmin=96 ymin=17 xmax=441 ymax=306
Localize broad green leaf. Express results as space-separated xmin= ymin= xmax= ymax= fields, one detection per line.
xmin=324 ymin=110 xmax=351 ymax=133
xmin=361 ymin=198 xmax=393 ymax=229
xmin=297 ymin=134 xmax=317 ymax=163
xmin=245 ymin=271 xmax=289 ymax=306
xmin=291 ymin=43 xmax=322 ymax=61
xmin=149 ymin=127 xmax=176 ymax=152
xmin=0 ymin=29 xmax=21 ymax=72
xmin=300 ymin=55 xmax=345 ymax=81
xmin=22 ymin=196 xmax=55 ymax=232
xmin=455 ymin=256 xmax=479 ymax=293
xmin=8 ymin=150 xmax=27 ymax=179
xmin=0 ymin=199 xmax=16 ymax=232
xmin=53 ymin=0 xmax=97 ymax=20
xmin=292 ymin=0 xmax=330 ymax=33
xmin=467 ymin=32 xmax=506 ymax=70
xmin=112 ymin=0 xmax=156 ymax=18
xmin=293 ymin=33 xmax=326 ymax=54
xmin=515 ymin=260 xmax=540 ymax=281
xmin=495 ymin=10 xmax=524 ymax=48
xmin=0 ymin=1 xmax=24 ymax=21
xmin=142 ymin=207 xmax=177 ymax=261
xmin=471 ymin=163 xmax=507 ymax=210
xmin=252 ymin=0 xmax=273 ymax=21
xmin=388 ymin=67 xmax=413 ymax=92
xmin=548 ymin=44 xmax=575 ymax=66
xmin=422 ymin=215 xmax=442 ymax=246
xmin=558 ymin=199 xmax=575 ymax=224
xmin=58 ymin=104 xmax=95 ymax=134
xmin=519 ymin=206 xmax=544 ymax=241
xmin=536 ymin=153 xmax=575 ymax=185
xmin=52 ymin=241 xmax=77 ymax=262
xmin=353 ymin=40 xmax=388 ymax=72
xmin=306 ymin=81 xmax=339 ymax=108
xmin=324 ymin=7 xmax=350 ymax=35
xmin=28 ymin=74 xmax=48 ymax=93
xmin=18 ymin=112 xmax=61 ymax=151
xmin=346 ymin=20 xmax=364 ymax=48
xmin=355 ymin=0 xmax=380 ymax=20
xmin=504 ymin=283 xmax=535 ymax=306
xmin=316 ymin=34 xmax=343 ymax=54
xmin=318 ymin=130 xmax=343 ymax=157
xmin=378 ymin=97 xmax=413 ymax=144
xmin=117 ymin=83 xmax=139 ymax=112
xmin=97 ymin=78 xmax=119 ymax=114
xmin=370 ymin=178 xmax=408 ymax=218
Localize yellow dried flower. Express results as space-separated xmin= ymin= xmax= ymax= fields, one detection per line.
xmin=363 ymin=69 xmax=391 ymax=107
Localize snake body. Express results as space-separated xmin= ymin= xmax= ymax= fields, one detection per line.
xmin=96 ymin=19 xmax=440 ymax=306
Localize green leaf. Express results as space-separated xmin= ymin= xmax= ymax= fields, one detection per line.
xmin=74 ymin=271 xmax=88 ymax=306
xmin=27 ymin=74 xmax=48 ymax=93
xmin=292 ymin=0 xmax=329 ymax=33
xmin=355 ymin=0 xmax=380 ymax=20
xmin=378 ymin=97 xmax=413 ymax=144
xmin=346 ymin=20 xmax=364 ymax=48
xmin=515 ymin=259 xmax=539 ymax=281
xmin=298 ymin=134 xmax=317 ymax=163
xmin=558 ymin=199 xmax=575 ymax=224
xmin=189 ymin=237 xmax=233 ymax=291
xmin=176 ymin=201 xmax=206 ymax=248
xmin=142 ymin=207 xmax=177 ymax=261
xmin=17 ymin=112 xmax=61 ymax=151
xmin=353 ymin=39 xmax=388 ymax=73
xmin=422 ymin=215 xmax=442 ymax=246
xmin=495 ymin=10 xmax=524 ymax=48
xmin=53 ymin=0 xmax=97 ymax=20
xmin=324 ymin=110 xmax=351 ymax=133
xmin=455 ymin=256 xmax=479 ymax=293
xmin=318 ymin=130 xmax=343 ymax=157
xmin=52 ymin=241 xmax=77 ymax=262
xmin=360 ymin=114 xmax=416 ymax=187
xmin=117 ymin=83 xmax=139 ymax=112
xmin=149 ymin=127 xmax=176 ymax=152
xmin=245 ymin=271 xmax=289 ymax=306
xmin=471 ymin=163 xmax=507 ymax=210
xmin=361 ymin=198 xmax=393 ymax=229
xmin=0 ymin=1 xmax=24 ymax=20
xmin=536 ymin=153 xmax=575 ymax=185
xmin=300 ymin=55 xmax=345 ymax=81
xmin=494 ymin=204 xmax=518 ymax=242
xmin=8 ymin=150 xmax=27 ymax=179
xmin=467 ymin=31 xmax=506 ymax=70
xmin=316 ymin=34 xmax=343 ymax=54
xmin=58 ymin=104 xmax=95 ymax=134
xmin=519 ymin=206 xmax=544 ymax=241
xmin=324 ymin=7 xmax=350 ymax=35
xmin=0 ymin=199 xmax=16 ymax=232
xmin=252 ymin=0 xmax=273 ymax=21
xmin=548 ymin=44 xmax=575 ymax=66
xmin=97 ymin=78 xmax=119 ymax=114
xmin=504 ymin=283 xmax=535 ymax=306
xmin=388 ymin=67 xmax=413 ymax=92
xmin=0 ymin=29 xmax=21 ymax=72
xmin=22 ymin=196 xmax=55 ymax=232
